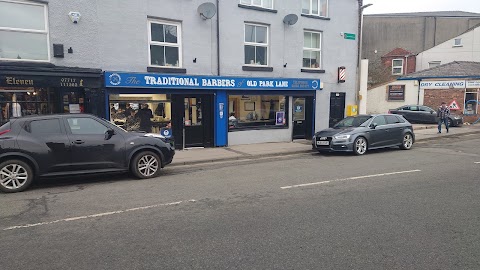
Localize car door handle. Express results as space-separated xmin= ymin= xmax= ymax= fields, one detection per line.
xmin=73 ymin=140 xmax=85 ymax=144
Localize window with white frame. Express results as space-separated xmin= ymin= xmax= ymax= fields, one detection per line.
xmin=149 ymin=20 xmax=181 ymax=67
xmin=244 ymin=24 xmax=268 ymax=66
xmin=240 ymin=0 xmax=273 ymax=9
xmin=454 ymin=38 xmax=462 ymax=47
xmin=428 ymin=61 xmax=441 ymax=68
xmin=392 ymin=59 xmax=404 ymax=75
xmin=302 ymin=0 xmax=328 ymax=17
xmin=0 ymin=0 xmax=49 ymax=61
xmin=303 ymin=31 xmax=322 ymax=69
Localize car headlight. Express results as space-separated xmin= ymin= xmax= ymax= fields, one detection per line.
xmin=334 ymin=134 xmax=351 ymax=140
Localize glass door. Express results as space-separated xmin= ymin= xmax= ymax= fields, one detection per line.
xmin=183 ymin=97 xmax=204 ymax=148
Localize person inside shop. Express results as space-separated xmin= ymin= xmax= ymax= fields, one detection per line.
xmin=110 ymin=104 xmax=117 ymax=115
xmin=124 ymin=109 xmax=140 ymax=131
xmin=229 ymin=112 xmax=238 ymax=128
xmin=11 ymin=94 xmax=22 ymax=118
xmin=136 ymin=103 xmax=153 ymax=133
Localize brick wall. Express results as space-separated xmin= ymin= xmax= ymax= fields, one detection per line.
xmin=424 ymin=89 xmax=465 ymax=111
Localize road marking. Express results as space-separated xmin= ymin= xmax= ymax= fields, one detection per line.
xmin=3 ymin=200 xmax=185 ymax=231
xmin=281 ymin=170 xmax=422 ymax=190
xmin=475 ymin=162 xmax=480 ymax=164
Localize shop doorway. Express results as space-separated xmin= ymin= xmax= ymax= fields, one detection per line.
xmin=172 ymin=95 xmax=213 ymax=149
xmin=292 ymin=96 xmax=314 ymax=140
xmin=329 ymin=92 xmax=346 ymax=127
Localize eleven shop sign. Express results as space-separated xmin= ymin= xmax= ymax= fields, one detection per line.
xmin=420 ymin=80 xmax=480 ymax=89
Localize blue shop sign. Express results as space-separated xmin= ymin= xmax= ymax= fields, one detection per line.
xmin=105 ymin=72 xmax=320 ymax=91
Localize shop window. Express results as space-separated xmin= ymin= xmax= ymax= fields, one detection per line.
xmin=303 ymin=31 xmax=322 ymax=69
xmin=109 ymin=94 xmax=172 ymax=133
xmin=0 ymin=0 xmax=49 ymax=61
xmin=244 ymin=24 xmax=268 ymax=66
xmin=228 ymin=95 xmax=287 ymax=131
xmin=240 ymin=0 xmax=273 ymax=9
xmin=392 ymin=59 xmax=404 ymax=75
xmin=302 ymin=0 xmax=328 ymax=17
xmin=465 ymin=91 xmax=478 ymax=115
xmin=0 ymin=89 xmax=56 ymax=125
xmin=149 ymin=20 xmax=181 ymax=68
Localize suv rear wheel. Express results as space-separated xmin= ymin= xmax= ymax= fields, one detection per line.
xmin=131 ymin=151 xmax=162 ymax=179
xmin=0 ymin=160 xmax=34 ymax=193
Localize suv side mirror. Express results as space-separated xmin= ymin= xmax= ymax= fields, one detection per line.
xmin=370 ymin=123 xmax=378 ymax=129
xmin=430 ymin=111 xmax=434 ymax=114
xmin=105 ymin=129 xmax=115 ymax=140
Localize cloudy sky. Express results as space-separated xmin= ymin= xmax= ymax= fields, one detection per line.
xmin=363 ymin=0 xmax=480 ymax=14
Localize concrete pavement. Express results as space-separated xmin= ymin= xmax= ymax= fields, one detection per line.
xmin=172 ymin=124 xmax=480 ymax=166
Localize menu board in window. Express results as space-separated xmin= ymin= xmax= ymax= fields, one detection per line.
xmin=387 ymin=85 xmax=405 ymax=101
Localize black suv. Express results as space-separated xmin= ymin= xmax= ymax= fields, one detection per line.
xmin=0 ymin=114 xmax=175 ymax=193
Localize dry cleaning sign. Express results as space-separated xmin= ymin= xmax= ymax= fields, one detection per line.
xmin=420 ymin=80 xmax=466 ymax=89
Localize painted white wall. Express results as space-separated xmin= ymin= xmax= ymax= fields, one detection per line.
xmin=359 ymin=59 xmax=369 ymax=114
xmin=416 ymin=26 xmax=480 ymax=71
xmin=367 ymin=80 xmax=424 ymax=114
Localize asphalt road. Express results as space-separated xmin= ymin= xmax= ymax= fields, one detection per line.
xmin=1 ymin=135 xmax=480 ymax=270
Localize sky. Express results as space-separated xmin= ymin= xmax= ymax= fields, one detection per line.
xmin=363 ymin=0 xmax=480 ymax=14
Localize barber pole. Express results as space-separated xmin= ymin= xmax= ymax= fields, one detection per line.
xmin=338 ymin=66 xmax=346 ymax=83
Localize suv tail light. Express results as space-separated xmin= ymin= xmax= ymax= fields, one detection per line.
xmin=0 ymin=129 xmax=10 ymax=136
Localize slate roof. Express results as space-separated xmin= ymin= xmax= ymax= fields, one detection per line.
xmin=366 ymin=11 xmax=480 ymax=17
xmin=382 ymin=48 xmax=415 ymax=58
xmin=398 ymin=61 xmax=480 ymax=80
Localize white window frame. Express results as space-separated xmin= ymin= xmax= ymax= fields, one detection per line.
xmin=244 ymin=23 xmax=269 ymax=67
xmin=453 ymin=38 xmax=463 ymax=47
xmin=147 ymin=19 xmax=182 ymax=68
xmin=240 ymin=0 xmax=274 ymax=9
xmin=303 ymin=30 xmax=322 ymax=69
xmin=0 ymin=0 xmax=50 ymax=62
xmin=428 ymin=61 xmax=441 ymax=68
xmin=302 ymin=0 xmax=329 ymax=17
xmin=392 ymin=59 xmax=404 ymax=75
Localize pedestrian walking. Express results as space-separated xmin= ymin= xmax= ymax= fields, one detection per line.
xmin=437 ymin=102 xmax=450 ymax=133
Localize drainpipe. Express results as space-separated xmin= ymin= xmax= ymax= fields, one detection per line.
xmin=216 ymin=0 xmax=220 ymax=76
xmin=417 ymin=79 xmax=422 ymax=105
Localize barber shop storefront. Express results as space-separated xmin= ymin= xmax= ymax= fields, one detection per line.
xmin=0 ymin=63 xmax=103 ymax=125
xmin=104 ymin=72 xmax=320 ymax=149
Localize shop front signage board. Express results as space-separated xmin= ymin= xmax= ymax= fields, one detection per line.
xmin=0 ymin=75 xmax=101 ymax=88
xmin=466 ymin=80 xmax=480 ymax=88
xmin=420 ymin=80 xmax=466 ymax=89
xmin=105 ymin=72 xmax=321 ymax=91
xmin=387 ymin=85 xmax=405 ymax=101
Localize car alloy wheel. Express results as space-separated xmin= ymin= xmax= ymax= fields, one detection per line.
xmin=401 ymin=133 xmax=413 ymax=150
xmin=354 ymin=137 xmax=367 ymax=155
xmin=137 ymin=154 xmax=159 ymax=177
xmin=132 ymin=151 xmax=161 ymax=179
xmin=0 ymin=160 xmax=33 ymax=193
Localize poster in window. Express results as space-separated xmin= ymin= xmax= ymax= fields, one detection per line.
xmin=387 ymin=85 xmax=405 ymax=101
xmin=244 ymin=102 xmax=255 ymax=111
xmin=275 ymin=111 xmax=285 ymax=125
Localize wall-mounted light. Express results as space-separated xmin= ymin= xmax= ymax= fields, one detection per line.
xmin=68 ymin=12 xmax=81 ymax=24
xmin=283 ymin=63 xmax=287 ymax=68
xmin=193 ymin=58 xmax=197 ymax=63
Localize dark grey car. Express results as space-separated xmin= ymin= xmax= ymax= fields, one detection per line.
xmin=312 ymin=114 xmax=415 ymax=155
xmin=389 ymin=105 xmax=463 ymax=126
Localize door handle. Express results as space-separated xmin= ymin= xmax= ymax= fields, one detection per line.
xmin=73 ymin=140 xmax=85 ymax=144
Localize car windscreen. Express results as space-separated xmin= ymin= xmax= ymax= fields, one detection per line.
xmin=333 ymin=116 xmax=372 ymax=128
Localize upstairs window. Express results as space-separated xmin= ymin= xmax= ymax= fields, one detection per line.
xmin=302 ymin=0 xmax=328 ymax=17
xmin=148 ymin=20 xmax=182 ymax=68
xmin=428 ymin=61 xmax=441 ymax=68
xmin=392 ymin=59 xmax=404 ymax=75
xmin=244 ymin=24 xmax=268 ymax=66
xmin=0 ymin=0 xmax=49 ymax=61
xmin=303 ymin=31 xmax=322 ymax=69
xmin=454 ymin=38 xmax=462 ymax=47
xmin=240 ymin=0 xmax=273 ymax=9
